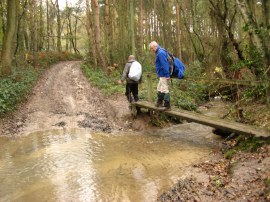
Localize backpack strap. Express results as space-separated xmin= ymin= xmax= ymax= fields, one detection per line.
xmin=158 ymin=48 xmax=168 ymax=57
xmin=171 ymin=78 xmax=173 ymax=87
xmin=127 ymin=61 xmax=134 ymax=75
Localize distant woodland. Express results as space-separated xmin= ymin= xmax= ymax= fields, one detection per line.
xmin=0 ymin=0 xmax=269 ymax=87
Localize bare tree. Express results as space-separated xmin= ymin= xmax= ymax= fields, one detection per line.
xmin=1 ymin=0 xmax=17 ymax=76
xmin=176 ymin=0 xmax=182 ymax=58
xmin=138 ymin=0 xmax=144 ymax=55
xmin=130 ymin=0 xmax=135 ymax=56
xmin=92 ymin=0 xmax=107 ymax=70
xmin=104 ymin=0 xmax=113 ymax=64
xmin=85 ymin=0 xmax=97 ymax=66
xmin=56 ymin=0 xmax=62 ymax=51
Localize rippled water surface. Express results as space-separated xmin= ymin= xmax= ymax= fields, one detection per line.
xmin=0 ymin=125 xmax=220 ymax=202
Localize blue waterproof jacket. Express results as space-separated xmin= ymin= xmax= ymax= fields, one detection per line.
xmin=155 ymin=46 xmax=170 ymax=78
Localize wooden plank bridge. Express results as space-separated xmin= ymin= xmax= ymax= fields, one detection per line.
xmin=131 ymin=101 xmax=270 ymax=137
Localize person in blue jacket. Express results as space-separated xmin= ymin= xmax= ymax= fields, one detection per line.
xmin=149 ymin=41 xmax=171 ymax=110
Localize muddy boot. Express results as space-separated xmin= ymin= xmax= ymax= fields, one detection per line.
xmin=134 ymin=95 xmax=139 ymax=102
xmin=163 ymin=101 xmax=171 ymax=110
xmin=126 ymin=94 xmax=133 ymax=103
xmin=155 ymin=92 xmax=163 ymax=107
xmin=163 ymin=93 xmax=171 ymax=110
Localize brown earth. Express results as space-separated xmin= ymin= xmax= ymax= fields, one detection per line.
xmin=158 ymin=144 xmax=270 ymax=202
xmin=0 ymin=61 xmax=153 ymax=137
xmin=0 ymin=61 xmax=269 ymax=201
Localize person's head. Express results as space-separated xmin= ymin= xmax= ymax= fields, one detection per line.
xmin=149 ymin=41 xmax=158 ymax=53
xmin=128 ymin=55 xmax=135 ymax=61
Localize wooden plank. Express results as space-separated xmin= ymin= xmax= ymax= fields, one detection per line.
xmin=132 ymin=101 xmax=270 ymax=137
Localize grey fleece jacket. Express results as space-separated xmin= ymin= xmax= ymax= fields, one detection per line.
xmin=120 ymin=59 xmax=138 ymax=83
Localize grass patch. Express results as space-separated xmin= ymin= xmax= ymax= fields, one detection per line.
xmin=264 ymin=178 xmax=270 ymax=196
xmin=81 ymin=64 xmax=123 ymax=96
xmin=225 ymin=135 xmax=270 ymax=159
xmin=265 ymin=178 xmax=270 ymax=187
xmin=224 ymin=149 xmax=237 ymax=159
xmin=235 ymin=135 xmax=268 ymax=152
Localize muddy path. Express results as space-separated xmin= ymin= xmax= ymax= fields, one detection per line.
xmin=0 ymin=61 xmax=145 ymax=137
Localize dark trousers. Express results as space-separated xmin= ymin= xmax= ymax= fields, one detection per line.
xmin=125 ymin=82 xmax=139 ymax=103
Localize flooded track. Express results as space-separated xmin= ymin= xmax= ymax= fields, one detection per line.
xmin=0 ymin=124 xmax=220 ymax=202
xmin=0 ymin=62 xmax=223 ymax=201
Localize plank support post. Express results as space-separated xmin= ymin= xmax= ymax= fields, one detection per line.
xmin=131 ymin=103 xmax=137 ymax=117
xmin=147 ymin=73 xmax=153 ymax=103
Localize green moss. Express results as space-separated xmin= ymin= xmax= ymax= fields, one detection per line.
xmin=224 ymin=149 xmax=237 ymax=159
xmin=264 ymin=178 xmax=270 ymax=195
xmin=224 ymin=135 xmax=270 ymax=159
xmin=235 ymin=135 xmax=267 ymax=152
xmin=264 ymin=178 xmax=270 ymax=186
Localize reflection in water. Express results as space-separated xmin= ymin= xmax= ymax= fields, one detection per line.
xmin=0 ymin=125 xmax=219 ymax=202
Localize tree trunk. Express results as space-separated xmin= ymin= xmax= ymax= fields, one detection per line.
xmin=262 ymin=0 xmax=270 ymax=103
xmin=176 ymin=1 xmax=181 ymax=58
xmin=209 ymin=0 xmax=243 ymax=76
xmin=46 ymin=0 xmax=50 ymax=51
xmin=0 ymin=1 xmax=4 ymax=43
xmin=235 ymin=0 xmax=263 ymax=53
xmin=1 ymin=0 xmax=17 ymax=76
xmin=130 ymin=0 xmax=135 ymax=56
xmin=85 ymin=0 xmax=97 ymax=66
xmin=105 ymin=0 xmax=113 ymax=64
xmin=38 ymin=0 xmax=44 ymax=51
xmin=56 ymin=0 xmax=61 ymax=51
xmin=32 ymin=0 xmax=38 ymax=67
xmin=153 ymin=0 xmax=156 ymax=39
xmin=92 ymin=0 xmax=107 ymax=71
xmin=74 ymin=17 xmax=79 ymax=53
xmin=14 ymin=0 xmax=27 ymax=54
xmin=236 ymin=0 xmax=269 ymax=79
xmin=139 ymin=0 xmax=144 ymax=55
xmin=111 ymin=0 xmax=119 ymax=54
xmin=67 ymin=8 xmax=79 ymax=54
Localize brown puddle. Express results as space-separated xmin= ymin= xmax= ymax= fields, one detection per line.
xmin=0 ymin=124 xmax=220 ymax=201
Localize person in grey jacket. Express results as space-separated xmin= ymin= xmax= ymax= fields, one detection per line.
xmin=118 ymin=55 xmax=140 ymax=103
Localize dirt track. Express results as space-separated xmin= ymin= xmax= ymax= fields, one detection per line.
xmin=0 ymin=61 xmax=136 ymax=137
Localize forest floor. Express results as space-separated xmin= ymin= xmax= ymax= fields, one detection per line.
xmin=0 ymin=61 xmax=269 ymax=201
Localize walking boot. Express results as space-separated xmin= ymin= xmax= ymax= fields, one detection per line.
xmin=134 ymin=95 xmax=139 ymax=102
xmin=163 ymin=93 xmax=171 ymax=110
xmin=155 ymin=92 xmax=163 ymax=107
xmin=163 ymin=101 xmax=171 ymax=110
xmin=126 ymin=94 xmax=133 ymax=103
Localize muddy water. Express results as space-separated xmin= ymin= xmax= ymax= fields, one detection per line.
xmin=0 ymin=124 xmax=220 ymax=202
